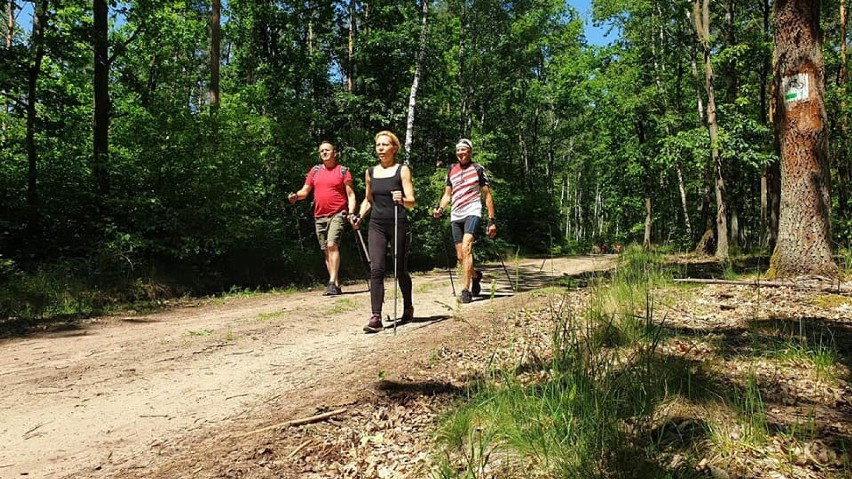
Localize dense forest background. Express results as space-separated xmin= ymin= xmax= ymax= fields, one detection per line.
xmin=1 ymin=0 xmax=850 ymax=311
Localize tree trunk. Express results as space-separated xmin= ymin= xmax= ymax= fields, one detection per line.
xmin=764 ymin=160 xmax=781 ymax=250
xmin=692 ymin=0 xmax=729 ymax=260
xmin=769 ymin=0 xmax=838 ymax=278
xmin=457 ymin=3 xmax=472 ymax=135
xmin=2 ymin=0 xmax=15 ymax=136
xmin=403 ymin=0 xmax=429 ymax=164
xmin=760 ymin=0 xmax=779 ymax=250
xmin=210 ymin=0 xmax=221 ymax=111
xmin=693 ymin=228 xmax=715 ymax=255
xmin=4 ymin=0 xmax=12 ymax=48
xmin=636 ymin=119 xmax=652 ymax=249
xmin=347 ymin=0 xmax=356 ymax=92
xmin=724 ymin=0 xmax=738 ymax=101
xmin=836 ymin=0 xmax=850 ymax=249
xmin=93 ymin=0 xmax=111 ymax=198
xmin=676 ymin=163 xmax=692 ymax=240
xmin=26 ymin=0 xmax=48 ymax=212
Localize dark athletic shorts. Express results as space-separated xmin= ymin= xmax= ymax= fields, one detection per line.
xmin=451 ymin=216 xmax=481 ymax=245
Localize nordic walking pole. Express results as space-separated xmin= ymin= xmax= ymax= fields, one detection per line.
xmin=487 ymin=235 xmax=515 ymax=293
xmin=353 ymin=226 xmax=371 ymax=291
xmin=444 ymin=241 xmax=457 ymax=296
xmin=433 ymin=206 xmax=456 ymax=296
xmin=392 ymin=198 xmax=399 ymax=335
xmin=496 ymin=248 xmax=515 ymax=293
xmin=356 ymin=229 xmax=371 ymax=264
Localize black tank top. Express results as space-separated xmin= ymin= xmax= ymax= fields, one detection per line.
xmin=369 ymin=165 xmax=408 ymax=222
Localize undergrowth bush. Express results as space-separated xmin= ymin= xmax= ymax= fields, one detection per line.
xmin=433 ymin=245 xmax=697 ymax=478
xmin=0 ymin=257 xmax=177 ymax=324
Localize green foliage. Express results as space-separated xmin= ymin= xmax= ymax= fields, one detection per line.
xmin=2 ymin=0 xmax=851 ymax=310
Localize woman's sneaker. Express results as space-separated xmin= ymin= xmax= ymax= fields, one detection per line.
xmin=471 ymin=270 xmax=483 ymax=296
xmin=363 ymin=314 xmax=384 ymax=333
xmin=399 ymin=307 xmax=414 ymax=325
xmin=324 ymin=282 xmax=342 ymax=296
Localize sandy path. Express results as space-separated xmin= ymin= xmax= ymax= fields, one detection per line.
xmin=0 ymin=255 xmax=615 ymax=478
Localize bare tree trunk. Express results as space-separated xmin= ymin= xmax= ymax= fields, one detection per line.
xmin=724 ymin=0 xmax=741 ymax=250
xmin=93 ymin=0 xmax=111 ymax=198
xmin=26 ymin=0 xmax=48 ymax=213
xmin=769 ymin=0 xmax=838 ymax=278
xmin=692 ymin=0 xmax=729 ymax=260
xmin=689 ymin=27 xmax=715 ymax=245
xmin=760 ymin=0 xmax=778 ymax=249
xmin=836 ymin=0 xmax=851 ymax=248
xmin=347 ymin=0 xmax=356 ymax=92
xmin=210 ymin=0 xmax=221 ymax=111
xmin=730 ymin=206 xmax=740 ymax=247
xmin=636 ymin=119 xmax=652 ymax=249
xmin=458 ymin=4 xmax=469 ymax=135
xmin=144 ymin=51 xmax=159 ymax=107
xmin=724 ymin=0 xmax=738 ymax=100
xmin=4 ymin=0 xmax=12 ymax=48
xmin=676 ymin=163 xmax=692 ymax=239
xmin=403 ymin=0 xmax=429 ymax=163
xmin=2 ymin=0 xmax=15 ymax=136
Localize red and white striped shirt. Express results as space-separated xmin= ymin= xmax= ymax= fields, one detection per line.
xmin=445 ymin=162 xmax=489 ymax=221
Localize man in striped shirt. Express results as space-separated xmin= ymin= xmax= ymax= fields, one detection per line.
xmin=433 ymin=139 xmax=497 ymax=304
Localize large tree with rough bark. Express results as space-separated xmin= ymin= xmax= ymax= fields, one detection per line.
xmin=769 ymin=0 xmax=838 ymax=278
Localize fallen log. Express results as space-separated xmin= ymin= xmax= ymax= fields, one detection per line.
xmin=674 ymin=278 xmax=852 ymax=294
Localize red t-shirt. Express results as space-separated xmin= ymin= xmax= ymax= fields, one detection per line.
xmin=305 ymin=164 xmax=353 ymax=218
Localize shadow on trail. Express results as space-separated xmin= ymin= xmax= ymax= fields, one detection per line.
xmin=0 ymin=317 xmax=87 ymax=341
xmin=475 ymin=256 xmax=615 ymax=293
xmin=376 ymin=379 xmax=466 ymax=399
xmin=338 ymin=288 xmax=370 ymax=295
xmin=408 ymin=314 xmax=451 ymax=326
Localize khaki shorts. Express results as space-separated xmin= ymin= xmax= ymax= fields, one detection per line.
xmin=315 ymin=212 xmax=346 ymax=250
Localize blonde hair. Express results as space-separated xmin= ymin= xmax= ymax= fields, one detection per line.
xmin=374 ymin=130 xmax=400 ymax=151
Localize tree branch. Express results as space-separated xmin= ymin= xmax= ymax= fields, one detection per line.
xmin=236 ymin=408 xmax=347 ymax=438
xmin=108 ymin=21 xmax=146 ymax=65
xmin=0 ymin=90 xmax=25 ymax=108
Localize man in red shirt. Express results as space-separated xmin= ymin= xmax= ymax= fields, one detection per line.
xmin=288 ymin=141 xmax=357 ymax=295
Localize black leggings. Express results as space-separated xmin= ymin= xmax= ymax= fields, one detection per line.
xmin=368 ymin=218 xmax=412 ymax=315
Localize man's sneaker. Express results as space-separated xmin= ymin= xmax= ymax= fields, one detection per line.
xmin=363 ymin=314 xmax=384 ymax=333
xmin=471 ymin=270 xmax=483 ymax=296
xmin=460 ymin=289 xmax=472 ymax=304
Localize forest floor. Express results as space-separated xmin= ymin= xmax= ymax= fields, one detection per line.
xmin=2 ymin=254 xmax=851 ymax=479
xmin=0 ymin=255 xmax=615 ymax=479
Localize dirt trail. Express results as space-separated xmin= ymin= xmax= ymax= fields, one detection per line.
xmin=0 ymin=255 xmax=616 ymax=479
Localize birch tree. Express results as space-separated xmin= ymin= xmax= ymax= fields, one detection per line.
xmin=403 ymin=0 xmax=429 ymax=163
xmin=692 ymin=0 xmax=729 ymax=260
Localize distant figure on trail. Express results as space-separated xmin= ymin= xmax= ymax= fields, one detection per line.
xmin=288 ymin=141 xmax=357 ymax=296
xmin=432 ymin=138 xmax=497 ymax=304
xmin=351 ymin=131 xmax=416 ymax=333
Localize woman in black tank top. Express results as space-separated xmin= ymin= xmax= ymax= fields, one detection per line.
xmin=353 ymin=131 xmax=416 ymax=333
